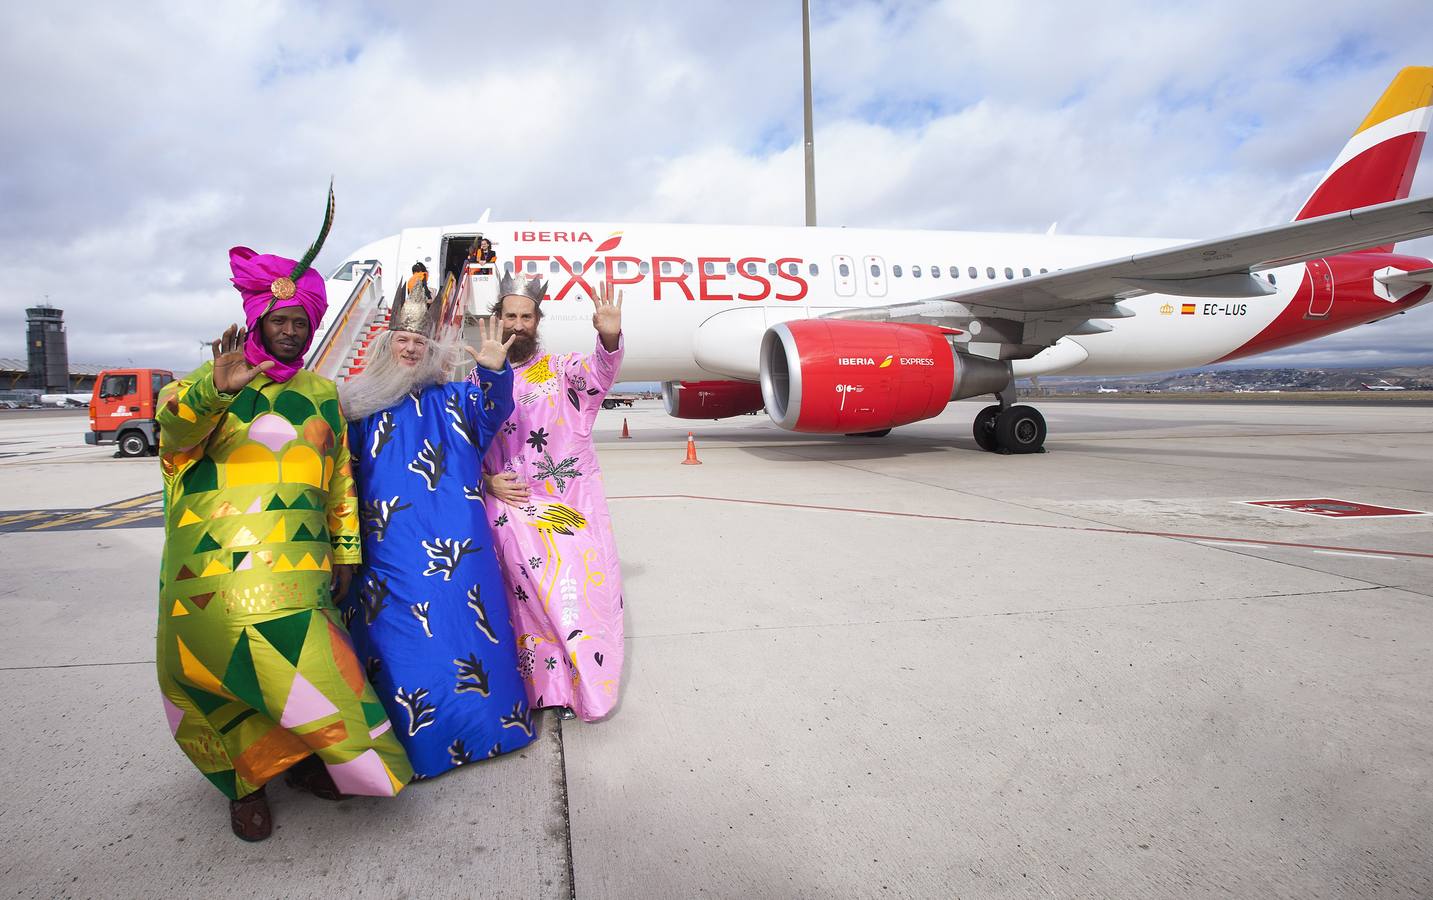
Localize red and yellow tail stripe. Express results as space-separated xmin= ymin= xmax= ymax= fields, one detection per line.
xmin=1295 ymin=66 xmax=1433 ymax=230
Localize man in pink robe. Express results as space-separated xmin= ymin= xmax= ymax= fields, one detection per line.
xmin=474 ymin=274 xmax=625 ymax=722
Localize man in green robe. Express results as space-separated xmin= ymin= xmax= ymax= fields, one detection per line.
xmin=156 ymin=221 xmax=412 ymax=841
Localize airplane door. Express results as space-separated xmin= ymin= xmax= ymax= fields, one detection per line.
xmin=862 ymin=255 xmax=888 ymax=297
xmin=832 ymin=255 xmax=856 ymax=297
xmin=1306 ymin=258 xmax=1334 ymax=318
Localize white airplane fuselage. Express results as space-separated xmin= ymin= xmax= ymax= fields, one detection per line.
xmin=324 ymin=221 xmax=1428 ymax=383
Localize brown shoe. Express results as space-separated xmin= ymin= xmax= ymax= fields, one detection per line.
xmin=230 ymin=787 xmax=272 ymax=842
xmin=284 ymin=755 xmax=346 ymax=801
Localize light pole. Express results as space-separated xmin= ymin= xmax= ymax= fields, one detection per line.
xmin=802 ymin=0 xmax=817 ymax=227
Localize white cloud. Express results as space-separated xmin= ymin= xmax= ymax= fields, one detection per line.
xmin=2 ymin=0 xmax=1432 ymax=372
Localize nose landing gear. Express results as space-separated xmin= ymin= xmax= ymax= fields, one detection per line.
xmin=973 ymin=396 xmax=1047 ymax=454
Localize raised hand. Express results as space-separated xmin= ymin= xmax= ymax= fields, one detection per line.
xmin=464 ymin=315 xmax=517 ymax=372
xmin=591 ymin=280 xmax=623 ymax=350
xmin=211 ymin=324 xmax=273 ymax=394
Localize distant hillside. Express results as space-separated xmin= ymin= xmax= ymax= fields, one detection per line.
xmin=1025 ymin=366 xmax=1433 ymax=393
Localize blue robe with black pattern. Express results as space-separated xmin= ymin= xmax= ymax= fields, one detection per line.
xmin=341 ymin=368 xmax=536 ymax=777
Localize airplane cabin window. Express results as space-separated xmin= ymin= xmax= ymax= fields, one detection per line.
xmin=1022 ymin=267 xmax=1031 ymax=277
xmin=704 ymin=261 xmax=715 ymax=275
xmin=968 ymin=266 xmax=978 ymax=279
xmin=870 ymin=264 xmax=880 ymax=277
xmin=768 ymin=263 xmax=779 ymax=276
xmin=931 ymin=265 xmax=940 ymax=279
xmin=809 ymin=263 xmax=819 ymax=276
xmin=893 ymin=265 xmax=903 ymax=278
xmin=549 ymin=261 xmax=560 ymax=273
xmin=839 ymin=263 xmax=850 ymax=277
xmin=526 ymin=261 xmax=537 ymax=274
xmin=504 ymin=261 xmax=514 ymax=274
xmin=639 ymin=261 xmax=651 ymax=275
xmin=786 ymin=263 xmax=798 ymax=275
xmin=986 ymin=266 xmax=996 ymax=279
xmin=726 ymin=262 xmax=737 ymax=275
xmin=596 ymin=260 xmax=606 ymax=273
xmin=1004 ymin=267 xmax=1014 ymax=280
xmin=660 ymin=261 xmax=672 ymax=275
xmin=744 ymin=261 xmax=757 ymax=275
xmin=683 ymin=261 xmax=694 ymax=275
xmin=617 ymin=261 xmax=629 ymax=275
xmin=950 ymin=266 xmax=959 ymax=278
xmin=913 ymin=266 xmax=922 ymax=278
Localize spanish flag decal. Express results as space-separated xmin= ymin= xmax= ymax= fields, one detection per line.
xmin=1181 ymin=303 xmax=1197 ymax=315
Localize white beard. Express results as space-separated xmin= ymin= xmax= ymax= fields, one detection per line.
xmin=339 ymin=331 xmax=462 ymax=421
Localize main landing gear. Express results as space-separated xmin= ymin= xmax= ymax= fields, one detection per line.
xmin=973 ymin=388 xmax=1047 ymax=454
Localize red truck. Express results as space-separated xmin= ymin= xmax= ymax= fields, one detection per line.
xmin=86 ymin=367 xmax=175 ymax=456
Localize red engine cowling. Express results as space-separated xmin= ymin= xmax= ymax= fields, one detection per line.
xmin=661 ymin=380 xmax=766 ymax=419
xmin=759 ymin=320 xmax=960 ymax=432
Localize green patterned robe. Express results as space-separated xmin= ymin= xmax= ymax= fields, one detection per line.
xmin=155 ymin=361 xmax=412 ymax=799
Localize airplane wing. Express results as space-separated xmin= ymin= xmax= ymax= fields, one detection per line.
xmin=824 ymin=194 xmax=1433 ymax=357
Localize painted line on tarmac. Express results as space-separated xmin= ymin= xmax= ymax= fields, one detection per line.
xmin=610 ymin=494 xmax=1433 ymax=561
xmin=100 ymin=491 xmax=162 ymax=510
xmin=1312 ymin=550 xmax=1395 ymax=561
xmin=0 ymin=491 xmax=163 ymax=533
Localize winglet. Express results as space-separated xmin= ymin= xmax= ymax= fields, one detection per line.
xmin=1294 ymin=67 xmax=1433 ymax=248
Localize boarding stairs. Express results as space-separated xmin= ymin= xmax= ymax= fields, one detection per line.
xmin=308 ymin=262 xmax=500 ymax=384
xmin=339 ymin=308 xmax=392 ymax=380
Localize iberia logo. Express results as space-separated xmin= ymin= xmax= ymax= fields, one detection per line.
xmin=879 ymin=355 xmax=893 ymax=368
xmin=595 ymin=232 xmax=623 ymax=253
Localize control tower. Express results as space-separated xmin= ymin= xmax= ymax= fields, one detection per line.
xmin=26 ymin=305 xmax=70 ymax=393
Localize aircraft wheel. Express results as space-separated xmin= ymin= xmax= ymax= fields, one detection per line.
xmin=972 ymin=405 xmax=1001 ymax=452
xmin=845 ymin=428 xmax=892 ymax=437
xmin=118 ymin=431 xmax=149 ymax=457
xmin=995 ymin=405 xmax=1046 ymax=454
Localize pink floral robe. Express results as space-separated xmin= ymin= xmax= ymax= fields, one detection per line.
xmin=473 ymin=336 xmax=625 ymax=721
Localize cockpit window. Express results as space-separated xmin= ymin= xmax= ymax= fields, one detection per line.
xmin=329 ymin=260 xmax=359 ymax=281
xmin=328 ymin=259 xmax=379 ymax=281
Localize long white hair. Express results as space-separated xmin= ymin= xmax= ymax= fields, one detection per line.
xmin=338 ymin=330 xmax=465 ymax=421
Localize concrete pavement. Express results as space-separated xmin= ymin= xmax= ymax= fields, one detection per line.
xmin=1 ymin=401 xmax=1430 ymax=898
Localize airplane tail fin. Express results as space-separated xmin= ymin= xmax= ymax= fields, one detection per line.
xmin=1295 ymin=66 xmax=1433 ymax=251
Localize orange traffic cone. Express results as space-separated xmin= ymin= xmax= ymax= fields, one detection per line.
xmin=681 ymin=432 xmax=702 ymax=465
xmin=620 ymin=418 xmax=631 ymax=439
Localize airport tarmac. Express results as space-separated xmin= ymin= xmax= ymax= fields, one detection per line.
xmin=2 ymin=399 xmax=1431 ymax=899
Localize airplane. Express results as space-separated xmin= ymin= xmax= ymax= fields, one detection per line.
xmin=1095 ymin=386 xmax=1120 ymax=394
xmin=1360 ymin=379 xmax=1408 ymax=390
xmin=308 ymin=66 xmax=1433 ymax=454
xmin=40 ymin=393 xmax=92 ymax=408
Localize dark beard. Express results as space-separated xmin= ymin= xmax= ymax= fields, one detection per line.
xmin=506 ymin=332 xmax=538 ymax=364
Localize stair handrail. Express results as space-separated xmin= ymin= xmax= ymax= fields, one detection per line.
xmin=309 ymin=263 xmax=385 ymax=381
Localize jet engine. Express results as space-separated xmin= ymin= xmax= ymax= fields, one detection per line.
xmin=661 ymin=380 xmax=766 ymax=419
xmin=759 ymin=320 xmax=1011 ymax=433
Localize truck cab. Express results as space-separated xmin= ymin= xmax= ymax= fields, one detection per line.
xmin=87 ymin=368 xmax=175 ymax=456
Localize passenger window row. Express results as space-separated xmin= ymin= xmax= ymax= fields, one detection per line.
xmin=885 ymin=264 xmax=1050 ymax=280
xmin=497 ymin=257 xmax=1058 ymax=284
xmin=504 ymin=259 xmax=821 ymax=278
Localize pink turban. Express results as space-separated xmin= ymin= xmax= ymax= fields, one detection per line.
xmin=228 ymin=246 xmax=329 ymax=383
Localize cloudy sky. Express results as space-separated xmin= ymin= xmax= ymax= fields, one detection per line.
xmin=4 ymin=0 xmax=1433 ymax=373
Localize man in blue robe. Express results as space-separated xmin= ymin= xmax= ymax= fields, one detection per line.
xmin=337 ymin=284 xmax=535 ymax=777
